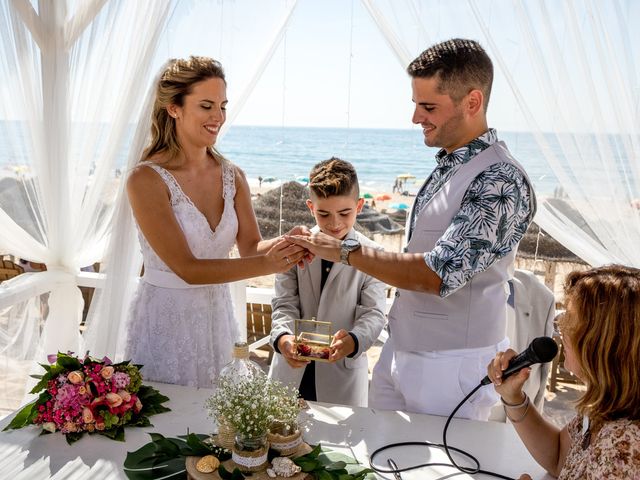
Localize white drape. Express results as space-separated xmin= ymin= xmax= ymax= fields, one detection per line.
xmin=0 ymin=0 xmax=172 ymax=405
xmin=469 ymin=0 xmax=640 ymax=267
xmin=83 ymin=0 xmax=301 ymax=360
xmin=364 ymin=0 xmax=640 ymax=268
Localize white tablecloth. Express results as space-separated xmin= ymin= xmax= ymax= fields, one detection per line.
xmin=0 ymin=382 xmax=552 ymax=480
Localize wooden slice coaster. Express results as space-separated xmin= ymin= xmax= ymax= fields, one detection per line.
xmin=186 ymin=442 xmax=314 ymax=480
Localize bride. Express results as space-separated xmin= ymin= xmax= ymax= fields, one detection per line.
xmin=124 ymin=56 xmax=306 ymax=388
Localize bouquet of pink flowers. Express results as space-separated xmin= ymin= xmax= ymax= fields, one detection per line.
xmin=4 ymin=352 xmax=170 ymax=444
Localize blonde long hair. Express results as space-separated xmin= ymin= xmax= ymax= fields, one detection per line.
xmin=142 ymin=56 xmax=227 ymax=164
xmin=559 ymin=264 xmax=640 ymax=424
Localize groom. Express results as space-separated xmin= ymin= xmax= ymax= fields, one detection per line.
xmin=286 ymin=38 xmax=536 ymax=420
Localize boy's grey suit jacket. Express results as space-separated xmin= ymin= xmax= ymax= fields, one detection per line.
xmin=268 ymin=228 xmax=386 ymax=407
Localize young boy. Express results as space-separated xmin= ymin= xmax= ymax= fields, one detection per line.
xmin=268 ymin=158 xmax=386 ymax=407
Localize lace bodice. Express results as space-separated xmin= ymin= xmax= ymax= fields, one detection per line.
xmin=125 ymin=159 xmax=240 ymax=388
xmin=138 ymin=161 xmax=238 ymax=268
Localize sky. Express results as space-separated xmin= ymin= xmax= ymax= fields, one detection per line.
xmin=1 ymin=0 xmax=637 ymax=134
xmin=155 ymin=0 xmax=639 ymax=134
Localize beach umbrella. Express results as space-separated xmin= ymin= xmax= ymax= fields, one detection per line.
xmin=389 ymin=203 xmax=410 ymax=210
xmin=360 ymin=192 xmax=374 ymax=199
xmin=296 ymin=176 xmax=310 ymax=183
xmin=376 ymin=193 xmax=392 ymax=201
xmin=396 ymin=173 xmax=416 ymax=180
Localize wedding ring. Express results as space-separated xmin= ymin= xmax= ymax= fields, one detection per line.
xmin=285 ymin=257 xmax=290 ymax=264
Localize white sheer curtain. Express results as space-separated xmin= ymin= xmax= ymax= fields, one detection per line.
xmin=83 ymin=0 xmax=301 ymax=359
xmin=470 ymin=0 xmax=640 ymax=267
xmin=0 ymin=0 xmax=172 ymax=406
xmin=364 ymin=0 xmax=640 ymax=268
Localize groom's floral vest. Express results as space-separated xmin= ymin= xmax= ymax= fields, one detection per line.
xmin=388 ymin=142 xmax=537 ymax=351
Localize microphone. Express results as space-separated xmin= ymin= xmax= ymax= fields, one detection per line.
xmin=480 ymin=336 xmax=558 ymax=386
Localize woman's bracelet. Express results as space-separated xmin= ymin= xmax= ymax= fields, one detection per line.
xmin=502 ymin=393 xmax=530 ymax=423
xmin=501 ymin=393 xmax=528 ymax=408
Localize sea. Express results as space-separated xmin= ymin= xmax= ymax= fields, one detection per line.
xmin=218 ymin=126 xmax=559 ymax=196
xmin=0 ymin=123 xmax=561 ymax=196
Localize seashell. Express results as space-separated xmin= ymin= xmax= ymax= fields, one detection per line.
xmin=271 ymin=457 xmax=302 ymax=477
xmin=196 ymin=455 xmax=220 ymax=473
xmin=266 ymin=468 xmax=277 ymax=478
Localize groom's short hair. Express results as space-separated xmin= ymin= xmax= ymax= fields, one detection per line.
xmin=407 ymin=38 xmax=493 ymax=110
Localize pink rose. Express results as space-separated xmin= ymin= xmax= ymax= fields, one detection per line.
xmin=95 ymin=420 xmax=105 ymax=431
xmin=78 ymin=385 xmax=87 ymax=395
xmin=134 ymin=398 xmax=143 ymax=413
xmin=106 ymin=392 xmax=123 ymax=408
xmin=117 ymin=390 xmax=131 ymax=403
xmin=82 ymin=407 xmax=95 ymax=424
xmin=67 ymin=371 xmax=84 ymax=384
xmin=42 ymin=422 xmax=56 ymax=433
xmin=100 ymin=366 xmax=114 ymax=380
xmin=92 ymin=395 xmax=105 ymax=405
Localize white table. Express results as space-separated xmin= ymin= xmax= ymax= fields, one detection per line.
xmin=0 ymin=382 xmax=552 ymax=480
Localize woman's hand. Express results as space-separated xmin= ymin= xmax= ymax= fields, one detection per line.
xmin=486 ymin=349 xmax=531 ymax=405
xmin=328 ymin=329 xmax=355 ymax=363
xmin=277 ymin=334 xmax=310 ymax=369
xmin=265 ymin=238 xmax=307 ymax=274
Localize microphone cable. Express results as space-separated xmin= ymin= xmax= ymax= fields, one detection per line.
xmin=368 ymin=383 xmax=517 ymax=480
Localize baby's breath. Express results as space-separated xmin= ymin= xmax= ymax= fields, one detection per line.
xmin=205 ymin=376 xmax=301 ymax=437
xmin=268 ymin=381 xmax=301 ymax=431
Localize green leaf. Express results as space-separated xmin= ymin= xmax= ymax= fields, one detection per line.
xmin=2 ymin=401 xmax=37 ymax=430
xmin=308 ymin=443 xmax=322 ymax=458
xmin=297 ymin=460 xmax=320 ymax=472
xmin=129 ymin=415 xmax=152 ymax=428
xmin=325 ymin=461 xmax=347 ymax=471
xmin=183 ymin=433 xmax=211 ymax=456
xmin=100 ymin=426 xmax=126 ymax=441
xmin=29 ymin=375 xmax=51 ymax=394
xmin=136 ymin=386 xmax=171 ymax=417
xmin=316 ymin=471 xmax=334 ymax=480
xmin=57 ymin=353 xmax=82 ymax=370
xmin=216 ymin=465 xmax=248 ymax=480
xmin=231 ymin=467 xmax=246 ymax=480
xmin=65 ymin=431 xmax=85 ymax=445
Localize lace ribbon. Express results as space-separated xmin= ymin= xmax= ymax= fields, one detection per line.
xmin=270 ymin=434 xmax=303 ymax=452
xmin=232 ymin=449 xmax=268 ymax=468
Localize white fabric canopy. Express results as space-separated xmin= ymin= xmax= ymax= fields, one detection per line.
xmin=365 ymin=0 xmax=640 ymax=267
xmin=0 ymin=0 xmax=172 ymax=402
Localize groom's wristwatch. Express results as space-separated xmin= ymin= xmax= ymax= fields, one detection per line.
xmin=340 ymin=238 xmax=361 ymax=265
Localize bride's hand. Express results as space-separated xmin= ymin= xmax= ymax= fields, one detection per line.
xmin=266 ymin=238 xmax=306 ymax=273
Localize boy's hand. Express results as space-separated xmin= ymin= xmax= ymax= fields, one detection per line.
xmin=277 ymin=334 xmax=310 ymax=368
xmin=328 ymin=329 xmax=355 ymax=363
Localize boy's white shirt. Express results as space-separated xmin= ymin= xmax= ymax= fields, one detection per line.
xmin=268 ymin=226 xmax=386 ymax=407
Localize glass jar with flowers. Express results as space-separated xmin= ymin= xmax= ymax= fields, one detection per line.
xmin=267 ymin=381 xmax=303 ymax=456
xmin=214 ymin=342 xmax=265 ymax=450
xmin=205 ymin=375 xmax=273 ymax=472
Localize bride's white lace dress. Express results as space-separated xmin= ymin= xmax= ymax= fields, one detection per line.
xmin=125 ymin=161 xmax=240 ymax=388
